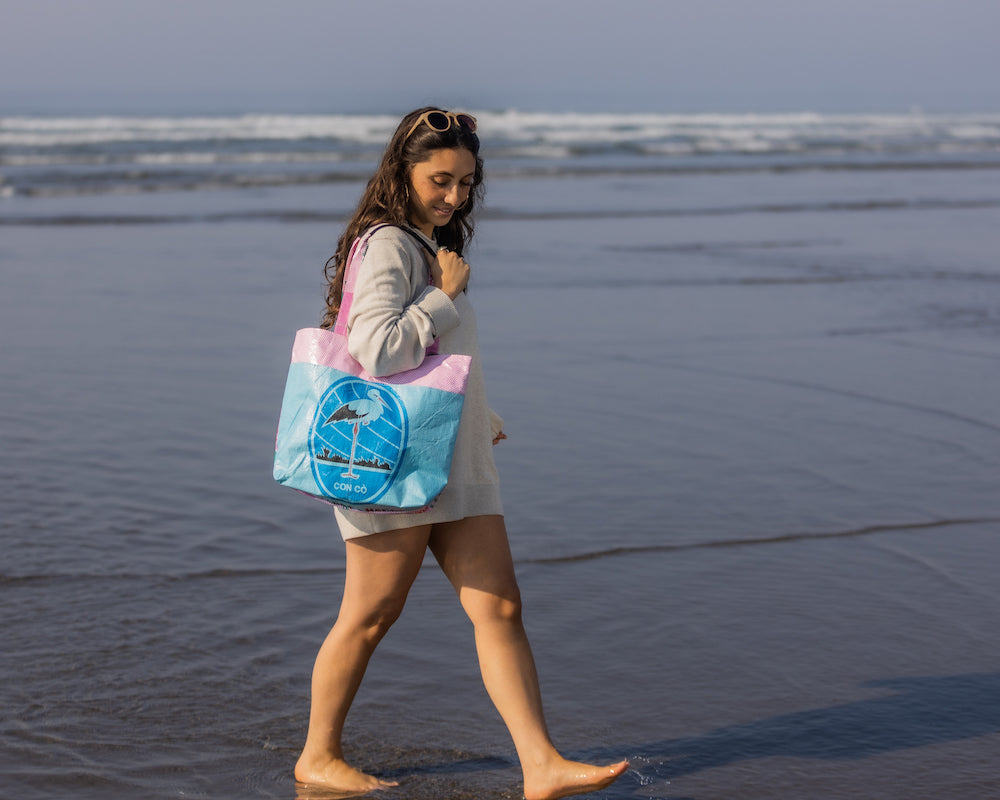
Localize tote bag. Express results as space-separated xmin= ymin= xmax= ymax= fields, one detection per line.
xmin=273 ymin=227 xmax=471 ymax=512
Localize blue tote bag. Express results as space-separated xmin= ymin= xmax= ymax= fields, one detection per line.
xmin=274 ymin=228 xmax=471 ymax=512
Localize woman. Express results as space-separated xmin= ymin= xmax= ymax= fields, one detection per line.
xmin=295 ymin=107 xmax=629 ymax=799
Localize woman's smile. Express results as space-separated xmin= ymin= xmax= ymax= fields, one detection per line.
xmin=408 ymin=148 xmax=476 ymax=236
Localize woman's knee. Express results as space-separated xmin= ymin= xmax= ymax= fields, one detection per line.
xmin=461 ymin=582 xmax=523 ymax=626
xmin=340 ymin=591 xmax=409 ymax=645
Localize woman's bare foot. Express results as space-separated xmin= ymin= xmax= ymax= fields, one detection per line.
xmin=523 ymin=757 xmax=630 ymax=800
xmin=294 ymin=753 xmax=398 ymax=795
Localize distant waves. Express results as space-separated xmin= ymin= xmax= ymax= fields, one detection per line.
xmin=2 ymin=110 xmax=1000 ymax=203
xmin=4 ymin=195 xmax=1000 ymax=227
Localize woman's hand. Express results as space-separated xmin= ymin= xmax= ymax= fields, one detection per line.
xmin=492 ymin=430 xmax=507 ymax=446
xmin=432 ymin=247 xmax=470 ymax=299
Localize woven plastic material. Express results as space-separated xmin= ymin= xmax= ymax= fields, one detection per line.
xmin=273 ymin=229 xmax=471 ymax=512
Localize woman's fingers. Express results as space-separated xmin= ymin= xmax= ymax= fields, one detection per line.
xmin=434 ymin=249 xmax=470 ymax=298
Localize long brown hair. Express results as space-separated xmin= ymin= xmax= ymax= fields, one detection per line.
xmin=319 ymin=107 xmax=484 ymax=329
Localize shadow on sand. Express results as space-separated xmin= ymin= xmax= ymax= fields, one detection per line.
xmin=294 ymin=673 xmax=1000 ymax=798
xmin=605 ymin=671 xmax=1000 ymax=795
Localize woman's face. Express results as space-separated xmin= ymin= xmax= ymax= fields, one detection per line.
xmin=407 ymin=148 xmax=476 ymax=236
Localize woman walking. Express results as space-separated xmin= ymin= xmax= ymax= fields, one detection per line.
xmin=294 ymin=107 xmax=628 ymax=799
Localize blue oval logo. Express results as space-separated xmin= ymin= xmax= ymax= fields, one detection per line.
xmin=309 ymin=378 xmax=408 ymax=505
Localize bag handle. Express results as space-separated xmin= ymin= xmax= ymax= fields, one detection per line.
xmin=397 ymin=224 xmax=438 ymax=258
xmin=333 ymin=224 xmax=438 ymax=337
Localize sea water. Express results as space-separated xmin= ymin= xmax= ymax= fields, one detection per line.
xmin=2 ymin=111 xmax=1000 ymax=799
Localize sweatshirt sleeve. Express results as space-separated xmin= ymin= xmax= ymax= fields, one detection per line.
xmin=346 ymin=231 xmax=461 ymax=377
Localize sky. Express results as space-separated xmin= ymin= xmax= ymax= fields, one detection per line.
xmin=1 ymin=0 xmax=998 ymax=115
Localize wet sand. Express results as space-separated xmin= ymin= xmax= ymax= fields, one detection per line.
xmin=2 ymin=160 xmax=1000 ymax=798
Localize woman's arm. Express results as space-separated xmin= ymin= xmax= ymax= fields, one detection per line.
xmin=346 ymin=231 xmax=460 ymax=376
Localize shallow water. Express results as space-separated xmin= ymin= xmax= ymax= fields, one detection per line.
xmin=3 ymin=124 xmax=1000 ymax=798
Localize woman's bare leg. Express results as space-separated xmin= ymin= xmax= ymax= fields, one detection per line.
xmin=429 ymin=515 xmax=628 ymax=800
xmin=295 ymin=525 xmax=432 ymax=792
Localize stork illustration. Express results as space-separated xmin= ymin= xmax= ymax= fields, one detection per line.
xmin=323 ymin=389 xmax=388 ymax=479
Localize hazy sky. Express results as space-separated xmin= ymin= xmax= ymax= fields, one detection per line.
xmin=2 ymin=0 xmax=998 ymax=114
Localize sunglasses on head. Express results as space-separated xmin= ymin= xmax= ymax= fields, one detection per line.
xmin=404 ymin=110 xmax=478 ymax=142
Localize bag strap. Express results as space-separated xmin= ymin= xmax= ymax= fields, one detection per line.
xmin=396 ymin=224 xmax=438 ymax=258
xmin=333 ymin=224 xmax=437 ymax=337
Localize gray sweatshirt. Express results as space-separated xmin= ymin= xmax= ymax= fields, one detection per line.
xmin=334 ymin=225 xmax=503 ymax=539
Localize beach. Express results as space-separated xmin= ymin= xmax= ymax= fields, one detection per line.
xmin=2 ymin=111 xmax=1000 ymax=799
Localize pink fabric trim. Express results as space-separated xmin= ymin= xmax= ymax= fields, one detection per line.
xmin=290 ymin=328 xmax=470 ymax=394
xmin=332 ymin=235 xmax=366 ymax=336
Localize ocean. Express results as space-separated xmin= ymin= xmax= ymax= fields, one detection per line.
xmin=2 ymin=110 xmax=1000 ymax=799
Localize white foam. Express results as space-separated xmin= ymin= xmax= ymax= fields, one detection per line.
xmin=0 ymin=113 xmax=401 ymax=147
xmin=3 ymin=111 xmax=1000 ymax=153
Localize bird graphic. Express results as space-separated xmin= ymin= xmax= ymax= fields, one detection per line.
xmin=323 ymin=389 xmax=389 ymax=479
